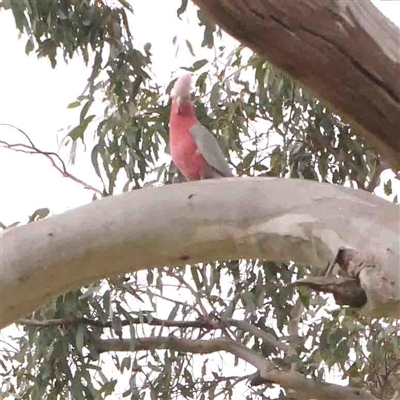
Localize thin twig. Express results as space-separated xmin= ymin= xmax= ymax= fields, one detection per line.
xmin=17 ymin=316 xmax=220 ymax=330
xmin=0 ymin=123 xmax=103 ymax=195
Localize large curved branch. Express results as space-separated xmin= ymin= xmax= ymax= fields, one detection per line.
xmin=94 ymin=336 xmax=377 ymax=400
xmin=1 ymin=178 xmax=399 ymax=327
xmin=192 ymin=0 xmax=400 ymax=170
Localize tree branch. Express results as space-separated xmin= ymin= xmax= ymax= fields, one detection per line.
xmin=94 ymin=336 xmax=378 ymax=400
xmin=192 ymin=0 xmax=400 ymax=171
xmin=2 ymin=178 xmax=399 ymax=327
xmin=17 ymin=315 xmax=221 ymax=330
xmin=229 ymin=319 xmax=289 ymax=353
xmin=0 ymin=123 xmax=103 ymax=195
xmin=17 ymin=316 xmax=291 ymax=355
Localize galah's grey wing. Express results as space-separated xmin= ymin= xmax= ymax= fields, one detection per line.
xmin=189 ymin=122 xmax=233 ymax=177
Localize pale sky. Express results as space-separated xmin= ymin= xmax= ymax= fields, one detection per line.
xmin=0 ymin=0 xmax=399 ymax=397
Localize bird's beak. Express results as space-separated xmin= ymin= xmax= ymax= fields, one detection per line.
xmin=176 ymin=96 xmax=183 ymax=114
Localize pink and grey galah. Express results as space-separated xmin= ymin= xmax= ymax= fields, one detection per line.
xmin=169 ymin=73 xmax=233 ymax=181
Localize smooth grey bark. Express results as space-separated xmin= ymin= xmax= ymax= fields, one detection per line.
xmin=1 ymin=178 xmax=399 ymax=327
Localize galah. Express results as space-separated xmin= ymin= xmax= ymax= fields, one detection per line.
xmin=169 ymin=73 xmax=233 ymax=180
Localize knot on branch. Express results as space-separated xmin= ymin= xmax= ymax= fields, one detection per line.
xmin=295 ymin=276 xmax=367 ymax=308
xmin=334 ymin=247 xmax=376 ymax=278
xmin=295 ymin=247 xmax=372 ymax=308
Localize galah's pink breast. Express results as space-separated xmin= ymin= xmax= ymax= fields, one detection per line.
xmin=170 ymin=123 xmax=207 ymax=180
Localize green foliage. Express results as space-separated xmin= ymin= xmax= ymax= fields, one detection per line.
xmin=0 ymin=1 xmax=398 ymax=400
xmin=309 ymin=311 xmax=400 ymax=399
